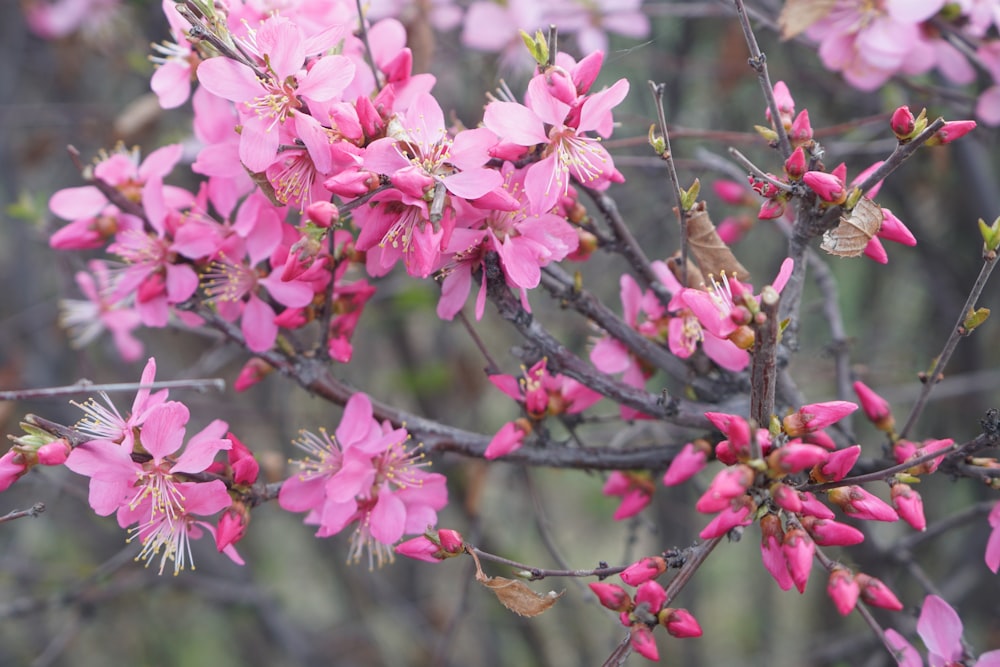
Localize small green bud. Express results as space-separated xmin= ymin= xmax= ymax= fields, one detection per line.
xmin=648 ymin=125 xmax=666 ymax=157
xmin=962 ymin=307 xmax=990 ymax=334
xmin=679 ymin=179 xmax=701 ymax=211
xmin=979 ymin=216 xmax=1000 ymax=253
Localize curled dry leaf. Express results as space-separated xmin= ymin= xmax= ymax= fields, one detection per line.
xmin=820 ymin=197 xmax=884 ymax=258
xmin=778 ymin=0 xmax=837 ymax=40
xmin=469 ymin=548 xmax=564 ymax=617
xmin=685 ymin=202 xmax=751 ymax=282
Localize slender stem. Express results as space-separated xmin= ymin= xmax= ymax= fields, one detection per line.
xmin=663 ymin=536 xmax=723 ymax=605
xmin=898 ymin=251 xmax=999 ymax=439
xmin=750 ymin=286 xmax=781 ymax=449
xmin=648 ymin=80 xmax=690 ymax=286
xmin=0 ymin=503 xmax=45 ymax=524
xmin=729 ymin=148 xmax=793 ymax=193
xmin=0 ymin=378 xmax=225 ymax=401
xmin=353 ymin=0 xmax=384 ymax=90
xmin=732 ymin=0 xmax=791 ymax=158
xmin=457 ymin=310 xmax=500 ymax=375
xmin=467 ymin=547 xmax=625 ymax=581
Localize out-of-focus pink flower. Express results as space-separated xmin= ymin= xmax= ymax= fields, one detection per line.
xmin=695 ymin=465 xmax=754 ymax=513
xmin=985 ymin=501 xmax=1000 ymax=573
xmin=0 ymin=450 xmax=29 ymax=492
xmin=484 ymin=419 xmax=530 ymax=459
xmin=699 ymin=498 xmax=754 ymax=539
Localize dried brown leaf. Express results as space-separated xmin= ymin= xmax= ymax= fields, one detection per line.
xmin=820 ymin=197 xmax=884 ymax=257
xmin=469 ymin=548 xmax=564 ymax=617
xmin=685 ymin=202 xmax=750 ymax=282
xmin=778 ymin=0 xmax=836 ymax=39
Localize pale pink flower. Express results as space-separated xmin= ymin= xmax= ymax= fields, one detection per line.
xmin=59 ymin=260 xmax=143 ymax=361
xmin=149 ymin=0 xmax=197 ymax=109
xmin=70 ymin=357 xmax=168 ymax=451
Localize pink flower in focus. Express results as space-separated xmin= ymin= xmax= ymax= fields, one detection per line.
xmin=603 ymin=471 xmax=654 ymax=520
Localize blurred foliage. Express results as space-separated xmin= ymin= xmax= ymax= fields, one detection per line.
xmin=1 ymin=2 xmax=999 ymax=666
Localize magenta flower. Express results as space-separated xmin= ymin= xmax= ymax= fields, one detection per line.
xmin=620 ymin=556 xmax=668 ymax=587
xmin=985 ymin=500 xmax=1000 ymax=573
xmin=604 ymin=471 xmax=655 ymax=520
xmin=59 ymin=260 xmax=143 ymax=361
xmin=197 ymin=16 xmax=355 ymax=172
xmin=662 ymin=442 xmax=708 ymax=486
xmin=484 ymin=63 xmax=628 ymax=212
xmin=760 ymin=513 xmax=794 ymax=591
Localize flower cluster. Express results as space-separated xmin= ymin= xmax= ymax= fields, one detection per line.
xmin=278 ymin=393 xmax=448 ymax=568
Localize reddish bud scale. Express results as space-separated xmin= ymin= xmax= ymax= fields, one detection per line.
xmin=890 ymin=106 xmax=916 ymax=140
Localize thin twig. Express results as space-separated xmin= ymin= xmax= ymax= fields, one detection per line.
xmin=0 ymin=503 xmax=45 ymax=524
xmin=648 ymin=80 xmax=691 ymax=286
xmin=0 ymin=379 xmax=225 ymax=401
xmin=898 ymin=250 xmax=999 ymax=439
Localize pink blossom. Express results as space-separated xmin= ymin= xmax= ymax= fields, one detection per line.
xmin=59 ymin=260 xmax=143 ymax=361
xmin=985 ymin=501 xmax=1000 ymax=572
xmin=484 ymin=420 xmax=529 ymax=459
xmin=699 ymin=498 xmax=754 ymax=539
xmin=0 ymin=450 xmax=29 ymax=493
xmin=695 ymin=465 xmax=754 ymax=513
xmin=660 ymin=608 xmax=702 ymax=638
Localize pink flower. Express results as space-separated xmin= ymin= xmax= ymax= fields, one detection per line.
xmin=760 ymin=513 xmax=793 ymax=591
xmin=699 ymin=498 xmax=754 ymax=539
xmin=59 ymin=260 xmax=143 ymax=361
xmin=888 ymin=593 xmax=1000 ymax=666
xmin=695 ymin=465 xmax=754 ymax=513
xmin=815 ymin=444 xmax=862 ymax=482
xmin=0 ymin=450 xmax=29 ymax=492
xmin=484 ymin=62 xmax=628 ymax=212
xmin=985 ymin=501 xmax=1000 ymax=573
xmin=484 ymin=420 xmax=529 ymax=459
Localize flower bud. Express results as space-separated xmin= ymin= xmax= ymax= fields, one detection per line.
xmin=800 ymin=516 xmax=865 ymax=546
xmin=856 ymin=573 xmax=903 ymax=611
xmin=827 ymin=568 xmax=860 ymax=615
xmin=852 ymin=381 xmax=895 ymax=432
xmin=768 ymin=443 xmax=830 ymax=475
xmin=781 ymin=527 xmax=815 ymax=593
xmin=698 ymin=497 xmax=754 ymax=539
xmin=590 ymin=582 xmax=633 ymax=612
xmin=620 ymin=556 xmax=667 ymax=586
xmin=662 ymin=441 xmax=708 ymax=486
xmin=635 ymin=580 xmax=667 ymax=615
xmin=814 ymin=444 xmax=861 ymax=483
xmin=760 ymin=513 xmax=793 ymax=591
xmin=802 ymin=171 xmax=846 ymax=204
xmin=696 ymin=465 xmax=754 ymax=513
xmin=782 ymin=401 xmax=858 ymax=437
xmin=659 ymin=608 xmax=703 ymax=638
xmin=828 ymin=485 xmax=898 ymax=522
xmin=234 ymin=358 xmax=273 ymax=392
xmin=926 ymin=119 xmax=976 ymax=146
xmin=36 ymin=440 xmax=71 ymax=466
xmin=890 ymin=106 xmax=916 ymax=140
xmin=784 ymin=146 xmax=808 ymax=180
xmin=890 ymin=483 xmax=926 ymax=531
xmin=629 ymin=625 xmax=659 ymax=661
xmin=789 ymin=109 xmax=813 ymax=144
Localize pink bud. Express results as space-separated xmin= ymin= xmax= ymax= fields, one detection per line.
xmin=484 ymin=420 xmax=528 ymax=459
xmin=768 ymin=81 xmax=795 ymax=127
xmin=760 ymin=513 xmax=794 ymax=591
xmin=226 ymin=432 xmax=259 ymax=486
xmin=696 ymin=465 xmax=754 ymax=513
xmin=0 ymin=450 xmax=28 ymax=492
xmin=395 ymin=536 xmax=443 ymax=563
xmin=891 ymin=106 xmax=916 ymax=139
xmin=604 ymin=471 xmax=655 ymax=521
xmin=856 ymin=573 xmax=903 ymax=611
xmin=782 ymin=528 xmax=815 ymax=593
xmin=758 ymin=198 xmax=787 ymax=220
xmin=816 ymin=444 xmax=862 ymax=483
xmin=662 ymin=442 xmax=708 ymax=486
xmin=829 ymin=485 xmax=898 ymax=523
xmin=784 ymin=146 xmax=807 ymax=180
xmin=705 ymin=412 xmax=751 ymax=459
xmin=305 ymin=200 xmax=338 ymax=228
xmin=768 ymin=443 xmax=830 ymax=474
xmin=771 ymin=482 xmax=803 ymax=513
xmin=853 ymin=381 xmax=894 ymax=428
xmin=660 ymin=608 xmax=703 ymax=638
xmin=801 ymin=516 xmax=866 ymax=546
xmin=827 ymin=568 xmax=860 ymax=615
xmin=803 ymin=430 xmax=837 ymax=450
xmin=851 ymin=160 xmax=885 ymax=198
xmin=863 ymin=237 xmax=889 ymax=264
xmin=878 ymin=208 xmax=916 ymax=247
xmin=234 ymin=358 xmax=273 ymax=392
xmin=635 ymin=580 xmax=667 ymax=614
xmin=630 ymin=625 xmax=659 ymax=661
xmin=699 ymin=498 xmax=754 ymax=539
xmin=891 ymin=484 xmax=926 ymax=531
xmin=803 ymin=170 xmax=847 ymax=204
xmin=717 ymin=216 xmax=751 ymax=244
xmin=713 ymin=179 xmax=749 ymax=205
xmin=36 ymin=440 xmax=71 ymax=466
xmin=790 ymin=109 xmax=813 ymax=143
xmin=215 ymin=508 xmax=248 ymax=552
xmin=324 ymin=169 xmax=379 ymax=197
xmin=544 ymin=68 xmax=577 ymax=105
xmin=893 ymin=439 xmax=918 ymax=465
xmin=927 ymin=119 xmax=976 ymax=146
xmin=782 ymin=401 xmax=858 ymax=437
xmin=571 ymin=52 xmax=603 ymax=94
xmin=437 ymin=529 xmax=465 ymax=554
xmin=799 ymin=491 xmax=836 ymax=520
xmin=355 ymin=95 xmax=385 ymax=139
xmin=621 ymin=556 xmax=667 ymax=586
xmin=589 ymin=582 xmax=633 ymax=612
